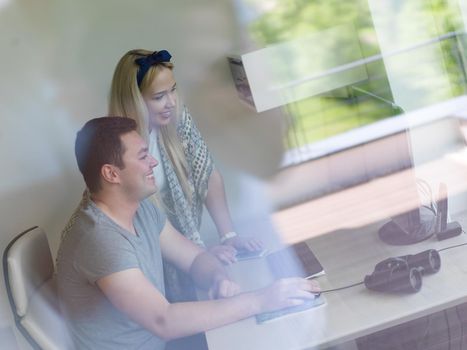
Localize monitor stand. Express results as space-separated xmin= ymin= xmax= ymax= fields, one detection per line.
xmin=378 ymin=206 xmax=436 ymax=245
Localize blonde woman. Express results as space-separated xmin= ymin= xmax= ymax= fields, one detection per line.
xmin=107 ymin=49 xmax=262 ymax=301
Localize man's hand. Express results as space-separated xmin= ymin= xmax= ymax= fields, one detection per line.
xmin=255 ymin=278 xmax=321 ymax=313
xmin=209 ymin=244 xmax=237 ymax=265
xmin=208 ymin=277 xmax=241 ymax=299
xmin=223 ymin=235 xmax=263 ymax=252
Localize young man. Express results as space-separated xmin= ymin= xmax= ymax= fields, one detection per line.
xmin=57 ymin=117 xmax=319 ymax=350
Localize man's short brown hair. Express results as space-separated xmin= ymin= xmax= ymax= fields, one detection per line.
xmin=75 ymin=117 xmax=137 ymax=192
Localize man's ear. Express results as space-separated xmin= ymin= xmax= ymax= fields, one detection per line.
xmin=101 ymin=164 xmax=120 ymax=185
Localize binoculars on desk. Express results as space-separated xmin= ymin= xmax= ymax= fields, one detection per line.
xmin=364 ymin=249 xmax=441 ymax=293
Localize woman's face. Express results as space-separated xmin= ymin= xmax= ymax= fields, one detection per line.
xmin=143 ymin=67 xmax=178 ymax=128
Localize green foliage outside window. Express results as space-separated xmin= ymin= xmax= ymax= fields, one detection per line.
xmin=245 ymin=0 xmax=466 ymax=150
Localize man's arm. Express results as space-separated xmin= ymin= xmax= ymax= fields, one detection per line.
xmin=97 ymin=268 xmax=319 ymax=341
xmin=97 ymin=221 xmax=320 ymax=340
xmin=159 ymin=220 xmax=237 ymax=297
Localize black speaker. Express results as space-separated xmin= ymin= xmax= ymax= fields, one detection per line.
xmin=364 ymin=249 xmax=441 ymax=294
xmin=364 ymin=258 xmax=422 ymax=293
xmin=398 ymin=249 xmax=441 ymax=275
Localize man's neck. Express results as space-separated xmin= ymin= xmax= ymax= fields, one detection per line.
xmin=91 ymin=192 xmax=139 ymax=235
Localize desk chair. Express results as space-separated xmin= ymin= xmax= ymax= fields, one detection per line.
xmin=3 ymin=226 xmax=74 ymax=350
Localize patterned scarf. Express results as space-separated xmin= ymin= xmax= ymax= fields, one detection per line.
xmin=159 ymin=105 xmax=213 ymax=246
xmin=160 ymin=105 xmax=214 ymax=302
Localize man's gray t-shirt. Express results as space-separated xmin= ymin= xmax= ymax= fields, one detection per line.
xmin=57 ymin=199 xmax=166 ymax=350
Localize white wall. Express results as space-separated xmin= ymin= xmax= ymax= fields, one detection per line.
xmin=0 ymin=0 xmax=285 ymax=344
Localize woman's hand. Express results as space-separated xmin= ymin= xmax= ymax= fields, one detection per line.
xmin=223 ymin=235 xmax=263 ymax=252
xmin=208 ymin=244 xmax=237 ymax=265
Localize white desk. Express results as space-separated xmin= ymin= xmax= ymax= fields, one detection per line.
xmin=205 ymin=213 xmax=467 ymax=350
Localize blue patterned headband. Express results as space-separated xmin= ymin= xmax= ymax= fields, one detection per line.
xmin=135 ymin=50 xmax=172 ymax=87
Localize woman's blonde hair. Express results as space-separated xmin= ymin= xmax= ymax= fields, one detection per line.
xmin=108 ymin=49 xmax=192 ymax=204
